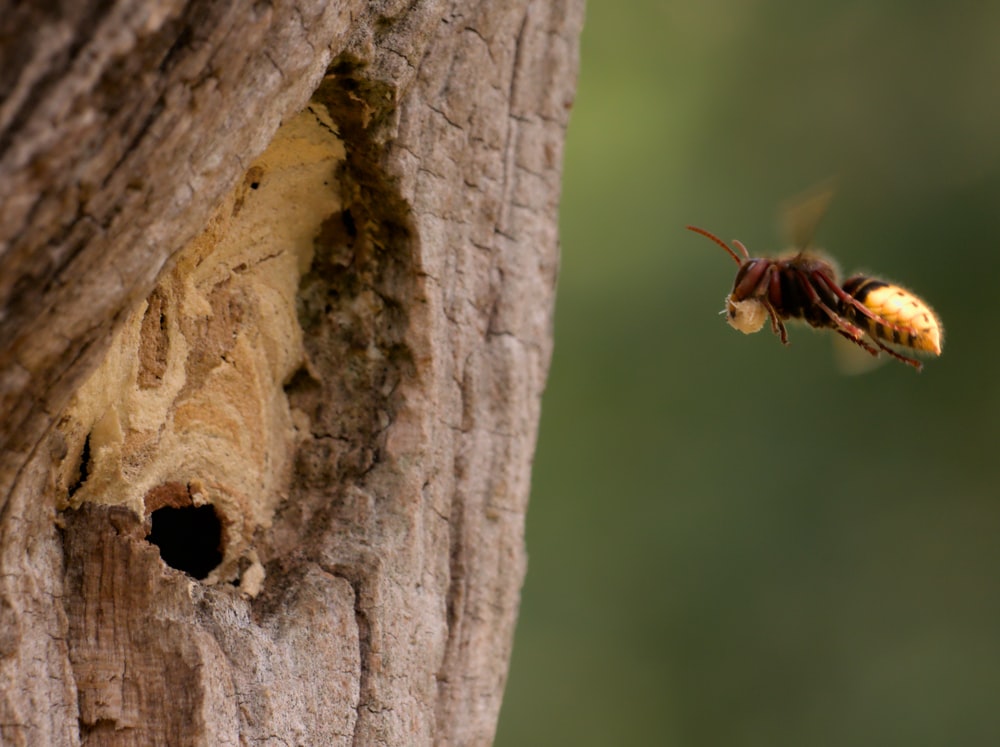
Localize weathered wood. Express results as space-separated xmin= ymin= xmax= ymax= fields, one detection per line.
xmin=0 ymin=0 xmax=582 ymax=744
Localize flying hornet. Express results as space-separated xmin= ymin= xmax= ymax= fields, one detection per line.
xmin=686 ymin=187 xmax=942 ymax=371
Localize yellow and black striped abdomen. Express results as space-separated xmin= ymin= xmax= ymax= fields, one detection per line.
xmin=842 ymin=276 xmax=943 ymax=355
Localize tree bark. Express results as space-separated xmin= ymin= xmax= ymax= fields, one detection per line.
xmin=0 ymin=1 xmax=583 ymax=744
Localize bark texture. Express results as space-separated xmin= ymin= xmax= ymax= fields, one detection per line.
xmin=0 ymin=1 xmax=583 ymax=744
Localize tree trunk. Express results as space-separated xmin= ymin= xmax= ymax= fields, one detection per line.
xmin=0 ymin=1 xmax=583 ymax=744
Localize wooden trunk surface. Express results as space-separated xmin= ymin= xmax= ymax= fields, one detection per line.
xmin=0 ymin=1 xmax=583 ymax=744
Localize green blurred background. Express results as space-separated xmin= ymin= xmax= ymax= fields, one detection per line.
xmin=496 ymin=1 xmax=1000 ymax=745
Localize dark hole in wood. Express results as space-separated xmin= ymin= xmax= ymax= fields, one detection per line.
xmin=68 ymin=433 xmax=92 ymax=497
xmin=146 ymin=504 xmax=223 ymax=580
xmin=341 ymin=208 xmax=356 ymax=238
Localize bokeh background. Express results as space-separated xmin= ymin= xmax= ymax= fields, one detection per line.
xmin=496 ymin=2 xmax=1000 ymax=745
